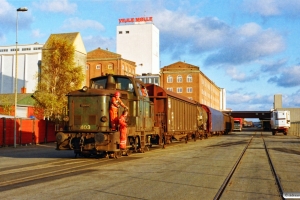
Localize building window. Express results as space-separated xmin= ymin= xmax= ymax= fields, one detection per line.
xmin=96 ymin=64 xmax=101 ymax=70
xmin=0 ymin=49 xmax=8 ymax=52
xmin=167 ymin=75 xmax=173 ymax=83
xmin=119 ymin=31 xmax=122 ymax=34
xmin=187 ymin=75 xmax=192 ymax=82
xmin=122 ymin=65 xmax=124 ymax=70
xmin=126 ymin=31 xmax=129 ymax=34
xmin=86 ymin=65 xmax=89 ymax=70
xmin=148 ymin=78 xmax=152 ymax=83
xmin=167 ymin=88 xmax=173 ymax=92
xmin=177 ymin=87 xmax=182 ymax=93
xmin=187 ymin=87 xmax=193 ymax=93
xmin=177 ymin=75 xmax=182 ymax=83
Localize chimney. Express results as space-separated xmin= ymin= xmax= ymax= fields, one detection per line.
xmin=21 ymin=87 xmax=26 ymax=93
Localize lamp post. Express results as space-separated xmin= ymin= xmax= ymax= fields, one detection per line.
xmin=14 ymin=7 xmax=28 ymax=148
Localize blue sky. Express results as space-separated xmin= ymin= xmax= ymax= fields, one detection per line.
xmin=1 ymin=0 xmax=300 ymax=111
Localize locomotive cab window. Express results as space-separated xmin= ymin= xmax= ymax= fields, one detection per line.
xmin=91 ymin=78 xmax=107 ymax=89
xmin=91 ymin=76 xmax=136 ymax=95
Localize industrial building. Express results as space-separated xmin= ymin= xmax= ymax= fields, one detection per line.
xmin=0 ymin=43 xmax=43 ymax=94
xmin=116 ymin=16 xmax=159 ymax=75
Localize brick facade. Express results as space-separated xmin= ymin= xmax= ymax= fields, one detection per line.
xmin=86 ymin=48 xmax=136 ymax=86
xmin=160 ymin=61 xmax=221 ymax=110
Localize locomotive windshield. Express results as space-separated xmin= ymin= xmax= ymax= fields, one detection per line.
xmin=91 ymin=76 xmax=134 ymax=93
xmin=92 ymin=78 xmax=107 ymax=89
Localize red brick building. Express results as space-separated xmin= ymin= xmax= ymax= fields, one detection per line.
xmin=86 ymin=48 xmax=136 ymax=86
xmin=160 ymin=61 xmax=221 ymax=110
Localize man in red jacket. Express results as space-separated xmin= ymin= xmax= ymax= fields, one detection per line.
xmin=119 ymin=110 xmax=128 ymax=150
xmin=110 ymin=91 xmax=128 ymax=131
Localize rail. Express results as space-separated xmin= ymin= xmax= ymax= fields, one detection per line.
xmin=214 ymin=133 xmax=285 ymax=200
xmin=263 ymin=137 xmax=285 ymax=200
xmin=213 ymin=136 xmax=253 ymax=200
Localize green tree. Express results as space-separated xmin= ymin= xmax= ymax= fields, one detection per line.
xmin=34 ymin=37 xmax=84 ymax=119
xmin=0 ymin=96 xmax=13 ymax=115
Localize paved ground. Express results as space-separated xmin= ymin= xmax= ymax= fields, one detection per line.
xmin=0 ymin=130 xmax=299 ymax=200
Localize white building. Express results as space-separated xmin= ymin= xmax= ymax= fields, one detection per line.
xmin=116 ymin=17 xmax=160 ymax=75
xmin=220 ymin=88 xmax=227 ymax=111
xmin=0 ymin=43 xmax=43 ymax=94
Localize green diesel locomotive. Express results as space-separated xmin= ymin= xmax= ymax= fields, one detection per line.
xmin=56 ymin=74 xmax=158 ymax=158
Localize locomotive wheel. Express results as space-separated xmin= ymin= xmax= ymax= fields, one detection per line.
xmin=122 ymin=149 xmax=132 ymax=156
xmin=113 ymin=151 xmax=122 ymax=159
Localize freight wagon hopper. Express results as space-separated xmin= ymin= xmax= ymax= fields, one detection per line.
xmin=200 ymin=104 xmax=225 ymax=136
xmin=146 ymin=84 xmax=204 ymax=144
xmin=55 ymin=74 xmax=155 ymax=158
xmin=223 ymin=114 xmax=234 ymax=134
xmin=223 ymin=113 xmax=234 ymax=135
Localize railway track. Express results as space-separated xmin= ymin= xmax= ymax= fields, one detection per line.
xmin=0 ymin=156 xmax=138 ymax=192
xmin=214 ymin=132 xmax=285 ymax=200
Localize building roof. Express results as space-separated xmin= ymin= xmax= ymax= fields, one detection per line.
xmin=0 ymin=93 xmax=35 ymax=106
xmin=162 ymin=61 xmax=200 ymax=71
xmin=161 ymin=61 xmax=220 ymax=89
xmin=87 ymin=47 xmax=136 ymax=66
xmin=88 ymin=47 xmax=121 ymax=59
xmin=44 ymin=32 xmax=86 ymax=55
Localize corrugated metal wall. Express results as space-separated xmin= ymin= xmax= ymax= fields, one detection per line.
xmin=0 ymin=118 xmax=55 ymax=147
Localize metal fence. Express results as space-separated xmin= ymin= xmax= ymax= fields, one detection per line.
xmin=288 ymin=122 xmax=300 ymax=137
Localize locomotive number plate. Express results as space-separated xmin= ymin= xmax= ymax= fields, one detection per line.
xmin=80 ymin=125 xmax=91 ymax=129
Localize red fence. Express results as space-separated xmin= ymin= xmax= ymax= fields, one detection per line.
xmin=0 ymin=118 xmax=56 ymax=147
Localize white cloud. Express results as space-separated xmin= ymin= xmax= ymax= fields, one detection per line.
xmin=268 ymin=65 xmax=300 ymax=87
xmin=226 ymin=91 xmax=274 ymax=111
xmin=0 ymin=0 xmax=32 ymax=34
xmin=243 ymin=0 xmax=300 ymax=17
xmin=31 ymin=29 xmax=44 ymax=38
xmin=61 ymin=18 xmax=105 ymax=31
xmin=226 ymin=67 xmax=247 ymax=82
xmin=83 ymin=35 xmax=116 ymax=52
xmin=33 ymin=0 xmax=77 ymax=14
xmin=153 ymin=9 xmax=285 ymax=65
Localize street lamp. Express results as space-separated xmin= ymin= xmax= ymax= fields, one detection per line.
xmin=14 ymin=7 xmax=28 ymax=148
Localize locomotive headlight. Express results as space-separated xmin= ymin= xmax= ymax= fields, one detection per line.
xmin=82 ymin=86 xmax=88 ymax=92
xmin=101 ymin=116 xmax=108 ymax=122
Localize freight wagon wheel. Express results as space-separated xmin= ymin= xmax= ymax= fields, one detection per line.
xmin=83 ymin=153 xmax=91 ymax=158
xmin=133 ymin=136 xmax=140 ymax=152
